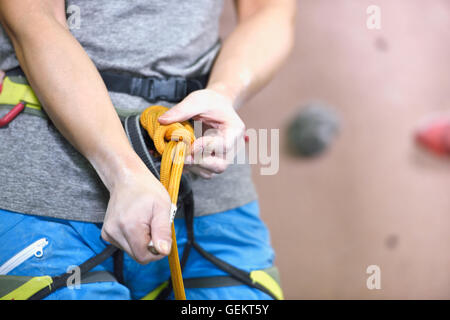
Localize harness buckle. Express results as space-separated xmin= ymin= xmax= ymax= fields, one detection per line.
xmin=149 ymin=77 xmax=187 ymax=103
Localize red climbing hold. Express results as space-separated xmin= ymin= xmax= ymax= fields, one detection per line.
xmin=415 ymin=118 xmax=450 ymax=156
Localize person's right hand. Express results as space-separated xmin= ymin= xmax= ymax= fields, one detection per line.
xmin=0 ymin=68 xmax=172 ymax=265
xmin=101 ymin=168 xmax=173 ymax=264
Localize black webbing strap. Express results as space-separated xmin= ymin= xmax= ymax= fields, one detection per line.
xmin=124 ymin=115 xmax=160 ymax=178
xmin=5 ymin=67 xmax=25 ymax=78
xmin=183 ymin=276 xmax=248 ymax=289
xmin=28 ymin=245 xmax=118 ymax=300
xmin=100 ymin=72 xmax=209 ymax=103
xmin=113 ymin=249 xmax=125 ymax=285
xmin=191 ymin=242 xmax=277 ymax=300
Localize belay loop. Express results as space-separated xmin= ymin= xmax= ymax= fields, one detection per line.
xmin=140 ymin=105 xmax=195 ymax=300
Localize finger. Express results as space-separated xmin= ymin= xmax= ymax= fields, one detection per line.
xmin=183 ymin=164 xmax=216 ymax=179
xmin=149 ymin=202 xmax=173 ymax=256
xmin=101 ymin=226 xmax=133 ymax=257
xmin=192 ymin=125 xmax=243 ymax=156
xmin=195 ymin=156 xmax=229 ymax=174
xmin=184 ymin=154 xmax=194 ymax=165
xmin=222 ymin=125 xmax=245 ymax=151
xmin=121 ymin=219 xmax=159 ymax=264
xmin=196 ymin=170 xmax=216 ymax=179
xmin=158 ymin=96 xmax=204 ymax=124
xmin=192 ymin=135 xmax=226 ymax=158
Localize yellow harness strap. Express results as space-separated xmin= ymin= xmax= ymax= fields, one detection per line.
xmin=0 ymin=76 xmax=41 ymax=109
xmin=0 ymin=276 xmax=53 ymax=300
xmin=140 ymin=105 xmax=195 ymax=300
xmin=250 ymin=270 xmax=284 ymax=300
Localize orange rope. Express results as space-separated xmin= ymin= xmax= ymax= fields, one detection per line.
xmin=140 ymin=105 xmax=195 ymax=300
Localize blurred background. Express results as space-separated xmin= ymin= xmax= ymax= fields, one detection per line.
xmin=221 ymin=0 xmax=450 ymax=299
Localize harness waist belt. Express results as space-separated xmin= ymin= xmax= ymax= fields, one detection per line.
xmin=101 ymin=71 xmax=209 ymax=103
xmin=5 ymin=66 xmax=209 ymax=104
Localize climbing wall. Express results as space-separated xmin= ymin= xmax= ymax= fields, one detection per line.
xmin=221 ymin=0 xmax=450 ymax=299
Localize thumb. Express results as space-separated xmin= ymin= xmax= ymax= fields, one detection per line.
xmin=158 ymin=99 xmax=202 ymax=124
xmin=149 ymin=204 xmax=173 ymax=256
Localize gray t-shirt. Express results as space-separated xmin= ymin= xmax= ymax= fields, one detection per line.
xmin=0 ymin=0 xmax=257 ymax=223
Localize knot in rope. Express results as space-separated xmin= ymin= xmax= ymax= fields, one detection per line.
xmin=140 ymin=105 xmax=195 ymax=156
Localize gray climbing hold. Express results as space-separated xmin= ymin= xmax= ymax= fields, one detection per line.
xmin=287 ymin=101 xmax=340 ymax=157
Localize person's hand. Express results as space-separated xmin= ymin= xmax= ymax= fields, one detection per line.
xmin=158 ymin=88 xmax=245 ymax=179
xmin=101 ymin=167 xmax=173 ymax=264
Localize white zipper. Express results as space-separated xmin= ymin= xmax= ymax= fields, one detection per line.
xmin=0 ymin=238 xmax=49 ymax=275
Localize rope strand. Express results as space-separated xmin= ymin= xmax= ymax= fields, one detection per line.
xmin=140 ymin=105 xmax=195 ymax=300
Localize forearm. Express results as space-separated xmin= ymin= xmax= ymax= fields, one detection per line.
xmin=0 ymin=2 xmax=147 ymax=191
xmin=208 ymin=0 xmax=296 ymax=108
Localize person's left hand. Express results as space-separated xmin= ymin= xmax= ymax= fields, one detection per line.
xmin=158 ymin=88 xmax=245 ymax=179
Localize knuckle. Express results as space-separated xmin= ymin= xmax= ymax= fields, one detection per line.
xmin=117 ymin=217 xmax=128 ymax=231
xmin=102 ymin=223 xmax=115 ymax=239
xmin=101 ymin=229 xmax=111 ymax=242
xmin=155 ymin=188 xmax=171 ymax=205
xmin=159 ymin=225 xmax=172 ymax=237
xmin=210 ymin=165 xmax=223 ymax=174
xmin=215 ymin=162 xmax=228 ymax=173
xmin=153 ymin=216 xmax=172 ymax=234
xmin=155 ymin=201 xmax=171 ymax=219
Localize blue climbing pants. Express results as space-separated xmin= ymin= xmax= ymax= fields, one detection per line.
xmin=0 ymin=201 xmax=276 ymax=300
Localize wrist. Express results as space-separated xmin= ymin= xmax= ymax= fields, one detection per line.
xmin=207 ymin=68 xmax=254 ymax=109
xmin=206 ymin=82 xmax=241 ymax=109
xmin=90 ymin=146 xmax=150 ymax=193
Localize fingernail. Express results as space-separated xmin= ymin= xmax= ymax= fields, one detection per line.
xmin=148 ymin=240 xmax=160 ymax=255
xmin=158 ymin=240 xmax=170 ymax=254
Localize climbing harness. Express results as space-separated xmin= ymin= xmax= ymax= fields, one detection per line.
xmin=0 ymin=67 xmax=209 ymax=127
xmin=0 ymin=67 xmax=284 ymax=300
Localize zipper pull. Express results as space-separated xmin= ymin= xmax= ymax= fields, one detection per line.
xmin=34 ymin=238 xmax=48 ymax=258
